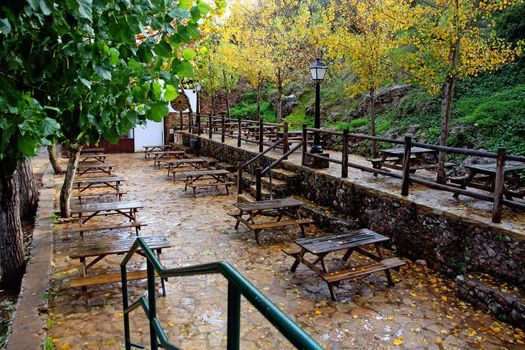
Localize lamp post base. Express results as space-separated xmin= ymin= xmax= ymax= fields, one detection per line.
xmin=310 ymin=144 xmax=323 ymax=154
xmin=304 ymin=152 xmax=330 ymax=169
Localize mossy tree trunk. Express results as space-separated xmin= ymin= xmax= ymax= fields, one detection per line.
xmin=17 ymin=159 xmax=38 ymax=219
xmin=60 ymin=143 xmax=81 ymax=218
xmin=47 ymin=144 xmax=63 ymax=175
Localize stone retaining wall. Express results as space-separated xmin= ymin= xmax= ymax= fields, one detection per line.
xmin=183 ymin=134 xmax=525 ymax=288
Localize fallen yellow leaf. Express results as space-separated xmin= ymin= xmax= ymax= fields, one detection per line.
xmin=441 ymin=296 xmax=448 ymax=302
xmin=393 ymin=336 xmax=404 ymax=346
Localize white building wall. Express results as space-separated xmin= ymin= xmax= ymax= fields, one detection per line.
xmin=133 ymin=119 xmax=164 ymax=152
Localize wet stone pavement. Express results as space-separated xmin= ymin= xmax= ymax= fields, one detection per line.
xmin=47 ymin=153 xmax=525 ymax=349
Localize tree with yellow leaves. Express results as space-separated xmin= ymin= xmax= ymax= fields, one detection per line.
xmin=318 ymin=0 xmax=411 ymax=156
xmin=400 ymin=0 xmax=524 ymax=183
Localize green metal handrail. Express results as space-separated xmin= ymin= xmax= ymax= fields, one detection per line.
xmin=121 ymin=237 xmax=324 ymax=350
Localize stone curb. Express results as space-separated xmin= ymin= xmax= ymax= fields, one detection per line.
xmin=7 ymin=161 xmax=54 ymax=349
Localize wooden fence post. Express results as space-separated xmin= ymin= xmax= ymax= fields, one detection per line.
xmin=342 ymin=129 xmax=349 ymax=178
xmin=221 ymin=115 xmax=225 ymax=143
xmin=255 ymin=168 xmax=262 ymax=201
xmin=237 ymin=162 xmax=243 ymax=195
xmin=283 ymin=122 xmax=289 ymax=159
xmin=208 ymin=116 xmax=212 ymax=139
xmin=401 ymin=136 xmax=412 ymax=196
xmin=492 ymin=147 xmax=506 ymax=223
xmin=258 ymin=119 xmax=264 ymax=153
xmin=301 ymin=123 xmax=307 ymax=166
xmin=197 ymin=114 xmax=201 ymax=136
xmin=237 ymin=118 xmax=242 ymax=147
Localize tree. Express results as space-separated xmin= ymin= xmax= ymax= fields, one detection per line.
xmin=400 ymin=0 xmax=524 ymax=183
xmin=223 ymin=0 xmax=316 ymax=122
xmin=319 ymin=0 xmax=410 ymax=156
xmin=0 ymin=0 xmax=220 ymax=290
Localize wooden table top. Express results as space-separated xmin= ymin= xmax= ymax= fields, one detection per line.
xmin=80 ymin=153 xmax=108 ymax=158
xmin=71 ymin=200 xmax=143 ymax=213
xmin=380 ymin=147 xmax=436 ymax=156
xmin=164 ymin=158 xmax=206 ymax=164
xmin=234 ymin=197 xmax=304 ymax=212
xmin=69 ymin=235 xmax=170 ymax=258
xmin=81 ymin=148 xmax=105 ymax=153
xmin=294 ymin=228 xmax=389 ymax=255
xmin=175 ymin=169 xmax=229 ymax=177
xmin=465 ymin=161 xmax=525 ymax=175
xmin=144 ymin=145 xmax=172 ymax=149
xmin=149 ymin=150 xmax=185 ymax=155
xmin=74 ymin=176 xmax=124 ymax=184
xmin=78 ymin=163 xmax=115 ymax=169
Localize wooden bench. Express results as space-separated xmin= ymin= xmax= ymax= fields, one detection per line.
xmin=60 ymin=222 xmax=146 ymax=238
xmin=320 ymin=257 xmax=405 ymax=283
xmin=187 ymin=181 xmax=235 ymax=197
xmin=67 ymin=235 xmax=170 ymax=295
xmin=73 ymin=190 xmax=127 ymax=203
xmin=249 ymin=218 xmax=314 ymax=242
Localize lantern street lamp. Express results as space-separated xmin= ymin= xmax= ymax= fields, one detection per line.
xmin=309 ymin=58 xmax=327 ymax=154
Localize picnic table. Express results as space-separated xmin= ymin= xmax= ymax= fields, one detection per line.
xmin=150 ymin=150 xmax=186 ymax=167
xmin=143 ymin=145 xmax=173 ymax=158
xmin=283 ymin=228 xmax=406 ymax=301
xmin=229 ymin=198 xmax=314 ymax=244
xmin=165 ymin=158 xmax=208 ymax=177
xmin=67 ymin=235 xmax=170 ymax=295
xmin=81 ymin=147 xmax=105 ymax=154
xmin=451 ymin=161 xmax=525 ymax=200
xmin=70 ymin=200 xmax=142 ymax=226
xmin=77 ymin=162 xmax=115 ymax=176
xmin=80 ymin=153 xmax=108 ymax=163
xmin=175 ymin=169 xmax=233 ymax=197
xmin=74 ymin=175 xmax=124 ymax=194
xmin=372 ymin=147 xmax=439 ymax=173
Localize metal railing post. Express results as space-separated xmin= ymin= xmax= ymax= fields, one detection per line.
xmin=492 ymin=147 xmax=506 ymax=223
xmin=259 ymin=119 xmax=264 ymax=152
xmin=283 ymin=122 xmax=289 ymax=159
xmin=237 ymin=118 xmax=242 ymax=147
xmin=237 ymin=162 xmax=243 ymax=195
xmin=401 ymin=136 xmax=412 ymax=196
xmin=342 ymin=129 xmax=349 ymax=178
xmin=301 ymin=124 xmax=307 ymax=166
xmin=221 ymin=115 xmax=225 ymax=143
xmin=147 ymin=260 xmax=158 ymax=350
xmin=255 ymin=168 xmax=262 ymax=201
xmin=227 ymin=281 xmax=241 ymax=350
xmin=208 ymin=116 xmax=212 ymax=139
xmin=121 ymin=266 xmax=131 ymax=350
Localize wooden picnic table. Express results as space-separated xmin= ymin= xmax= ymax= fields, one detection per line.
xmin=175 ymin=169 xmax=233 ymax=197
xmin=80 ymin=153 xmax=108 ymax=163
xmin=165 ymin=158 xmax=208 ymax=177
xmin=70 ymin=200 xmax=142 ymax=226
xmin=230 ymin=198 xmax=314 ymax=244
xmin=77 ymin=162 xmax=115 ymax=176
xmin=68 ymin=235 xmax=170 ymax=295
xmin=284 ymin=228 xmax=406 ymax=301
xmin=150 ymin=150 xmax=186 ymax=167
xmin=451 ymin=161 xmax=525 ymax=200
xmin=74 ymin=175 xmax=124 ymax=193
xmin=143 ymin=145 xmax=173 ymax=158
xmin=371 ymin=147 xmax=447 ymax=173
xmin=81 ymin=147 xmax=105 ymax=154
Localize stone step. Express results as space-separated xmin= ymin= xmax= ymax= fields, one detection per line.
xmin=271 ymin=168 xmax=297 ymax=181
xmin=249 ymin=185 xmax=272 ymax=199
xmin=261 ymin=177 xmax=287 ymax=189
xmin=237 ymin=193 xmax=256 ymax=203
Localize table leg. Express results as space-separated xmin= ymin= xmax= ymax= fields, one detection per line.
xmin=234 ymin=210 xmax=243 ymax=230
xmin=291 ymin=249 xmax=305 ymax=272
xmin=342 ymin=248 xmax=354 ymax=262
xmin=374 ymin=244 xmax=393 ymax=286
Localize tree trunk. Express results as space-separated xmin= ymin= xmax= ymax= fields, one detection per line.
xmin=60 ymin=143 xmax=81 ymax=218
xmin=47 ymin=144 xmax=63 ymax=175
xmin=276 ymin=69 xmax=283 ymax=123
xmin=222 ymin=70 xmax=231 ymax=118
xmin=17 ymin=160 xmax=38 ymax=220
xmin=0 ymin=162 xmax=25 ymax=292
xmin=256 ymin=79 xmax=262 ymax=121
xmin=211 ymin=95 xmax=217 ymax=115
xmin=369 ymin=88 xmax=377 ymax=157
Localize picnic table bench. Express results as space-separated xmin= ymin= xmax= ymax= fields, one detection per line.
xmin=229 ymin=198 xmax=314 ymax=244
xmin=450 ymin=161 xmax=525 ymax=200
xmin=73 ymin=190 xmax=127 ymax=204
xmin=165 ymin=158 xmax=208 ymax=177
xmin=143 ymin=145 xmax=173 ymax=158
xmin=74 ymin=175 xmax=124 ymax=194
xmin=70 ymin=200 xmax=142 ymax=226
xmin=175 ymin=169 xmax=233 ymax=197
xmin=150 ymin=150 xmax=186 ymax=167
xmin=283 ymin=228 xmax=405 ymax=301
xmin=59 ymin=221 xmax=146 ymax=238
xmin=77 ymin=162 xmax=115 ymax=176
xmin=371 ymin=147 xmax=454 ymax=174
xmin=80 ymin=153 xmax=108 ymax=163
xmin=66 ymin=235 xmax=170 ymax=295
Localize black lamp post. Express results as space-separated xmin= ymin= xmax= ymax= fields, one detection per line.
xmin=309 ymin=58 xmax=327 ymax=154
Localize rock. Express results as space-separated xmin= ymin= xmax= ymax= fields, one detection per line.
xmin=281 ymin=94 xmax=299 ymax=117
xmin=415 ymin=259 xmax=427 ymax=266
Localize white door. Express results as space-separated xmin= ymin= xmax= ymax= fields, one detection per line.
xmin=134 ymin=119 xmax=164 ymax=152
